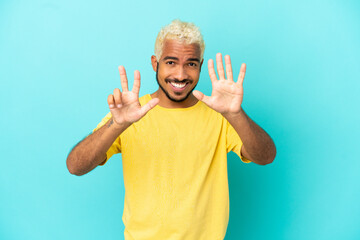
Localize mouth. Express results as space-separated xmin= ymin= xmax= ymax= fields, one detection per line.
xmin=167 ymin=81 xmax=190 ymax=92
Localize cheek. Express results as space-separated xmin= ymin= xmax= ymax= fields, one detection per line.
xmin=157 ymin=68 xmax=167 ymax=80
xmin=161 ymin=69 xmax=175 ymax=80
xmin=190 ymin=70 xmax=200 ymax=80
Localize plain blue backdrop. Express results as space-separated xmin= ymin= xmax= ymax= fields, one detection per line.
xmin=1 ymin=0 xmax=359 ymax=239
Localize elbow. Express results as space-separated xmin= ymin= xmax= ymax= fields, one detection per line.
xmin=258 ymin=157 xmax=275 ymax=166
xmin=264 ymin=145 xmax=277 ymax=165
xmin=66 ymin=155 xmax=84 ymax=176
xmin=264 ymin=157 xmax=275 ymax=165
xmin=257 ymin=145 xmax=277 ymax=165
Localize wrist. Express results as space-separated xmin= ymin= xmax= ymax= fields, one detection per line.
xmin=222 ymin=108 xmax=244 ymax=120
xmin=109 ymin=118 xmax=131 ymax=132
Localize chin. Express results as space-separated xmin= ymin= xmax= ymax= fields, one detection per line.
xmin=167 ymin=92 xmax=190 ymax=102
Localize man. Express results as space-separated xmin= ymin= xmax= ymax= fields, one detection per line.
xmin=67 ymin=19 xmax=276 ymax=240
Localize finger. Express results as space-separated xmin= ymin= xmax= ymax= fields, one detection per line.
xmin=113 ymin=88 xmax=122 ymax=108
xmin=132 ymin=70 xmax=140 ymax=95
xmin=193 ymin=90 xmax=211 ymax=105
xmin=118 ymin=65 xmax=129 ymax=92
xmin=207 ymin=59 xmax=218 ymax=83
xmin=237 ymin=63 xmax=247 ymax=85
xmin=216 ymin=53 xmax=226 ymax=80
xmin=224 ymin=55 xmax=233 ymax=81
xmin=107 ymin=94 xmax=115 ymax=109
xmin=138 ymin=98 xmax=160 ymax=117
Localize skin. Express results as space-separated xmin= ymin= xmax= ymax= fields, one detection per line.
xmin=150 ymin=39 xmax=276 ymax=164
xmin=66 ymin=66 xmax=160 ymax=175
xmin=150 ymin=39 xmax=204 ymax=108
xmin=66 ymin=38 xmax=276 ymax=176
xmin=192 ymin=53 xmax=277 ymax=165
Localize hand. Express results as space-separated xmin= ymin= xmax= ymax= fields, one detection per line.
xmin=107 ymin=66 xmax=160 ymax=126
xmin=193 ymin=53 xmax=246 ymax=116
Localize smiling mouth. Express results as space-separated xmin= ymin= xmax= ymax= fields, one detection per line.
xmin=168 ymin=82 xmax=189 ymax=92
xmin=170 ymin=82 xmax=187 ymax=88
xmin=165 ymin=80 xmax=191 ymax=91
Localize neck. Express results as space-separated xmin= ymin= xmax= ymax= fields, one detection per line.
xmin=150 ymin=90 xmax=198 ymax=108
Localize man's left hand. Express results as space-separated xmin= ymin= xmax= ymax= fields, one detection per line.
xmin=193 ymin=53 xmax=246 ymax=116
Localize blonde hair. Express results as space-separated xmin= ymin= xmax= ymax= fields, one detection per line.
xmin=154 ymin=19 xmax=205 ymax=61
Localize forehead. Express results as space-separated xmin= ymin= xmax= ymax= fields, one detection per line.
xmin=161 ymin=39 xmax=201 ymax=60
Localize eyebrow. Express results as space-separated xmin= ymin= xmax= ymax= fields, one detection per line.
xmin=187 ymin=58 xmax=200 ymax=63
xmin=163 ymin=56 xmax=200 ymax=63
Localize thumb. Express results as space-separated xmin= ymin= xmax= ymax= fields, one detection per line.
xmin=138 ymin=98 xmax=160 ymax=118
xmin=193 ymin=90 xmax=211 ymax=105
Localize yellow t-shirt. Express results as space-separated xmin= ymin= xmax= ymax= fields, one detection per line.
xmin=93 ymin=94 xmax=251 ymax=240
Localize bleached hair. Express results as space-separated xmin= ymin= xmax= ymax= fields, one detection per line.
xmin=154 ymin=19 xmax=205 ymax=61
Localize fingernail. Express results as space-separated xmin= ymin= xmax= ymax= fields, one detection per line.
xmin=117 ymin=104 xmax=122 ymax=108
xmin=109 ymin=104 xmax=114 ymax=108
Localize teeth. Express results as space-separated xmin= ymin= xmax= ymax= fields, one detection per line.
xmin=170 ymin=82 xmax=186 ymax=88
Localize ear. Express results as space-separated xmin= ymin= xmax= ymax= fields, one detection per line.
xmin=151 ymin=55 xmax=158 ymax=72
xmin=199 ymin=59 xmax=204 ymax=72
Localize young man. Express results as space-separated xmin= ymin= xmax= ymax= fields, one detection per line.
xmin=67 ymin=19 xmax=276 ymax=240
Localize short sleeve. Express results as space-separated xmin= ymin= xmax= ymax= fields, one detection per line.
xmin=226 ymin=119 xmax=251 ymax=163
xmin=92 ymin=112 xmax=122 ymax=166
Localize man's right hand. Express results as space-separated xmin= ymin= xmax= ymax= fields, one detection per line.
xmin=107 ymin=66 xmax=160 ymax=127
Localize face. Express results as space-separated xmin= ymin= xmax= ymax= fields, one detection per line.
xmin=151 ymin=39 xmax=203 ymax=102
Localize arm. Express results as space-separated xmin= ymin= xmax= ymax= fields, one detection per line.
xmin=66 ymin=66 xmax=159 ymax=176
xmin=193 ymin=53 xmax=276 ymax=165
xmin=223 ymin=109 xmax=276 ymax=165
xmin=66 ymin=118 xmax=130 ymax=176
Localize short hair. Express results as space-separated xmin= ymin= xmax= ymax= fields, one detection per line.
xmin=154 ymin=19 xmax=205 ymax=61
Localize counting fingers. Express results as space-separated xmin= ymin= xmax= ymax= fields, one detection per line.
xmin=132 ymin=70 xmax=141 ymax=95
xmin=216 ymin=53 xmax=225 ymax=80
xmin=237 ymin=63 xmax=246 ymax=85
xmin=118 ymin=65 xmax=129 ymax=92
xmin=113 ymin=88 xmax=122 ymax=108
xmin=107 ymin=94 xmax=115 ymax=109
xmin=208 ymin=59 xmax=218 ymax=83
xmin=224 ymin=55 xmax=233 ymax=81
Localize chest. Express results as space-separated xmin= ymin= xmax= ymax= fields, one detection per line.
xmin=120 ymin=110 xmax=225 ymax=158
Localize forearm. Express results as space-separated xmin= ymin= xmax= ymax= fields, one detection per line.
xmin=66 ymin=118 xmax=130 ymax=176
xmin=223 ymin=108 xmax=276 ymax=165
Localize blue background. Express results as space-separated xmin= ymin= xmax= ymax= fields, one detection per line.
xmin=1 ymin=0 xmax=359 ymax=239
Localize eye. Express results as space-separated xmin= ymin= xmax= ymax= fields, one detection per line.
xmin=166 ymin=61 xmax=175 ymax=65
xmin=188 ymin=62 xmax=197 ymax=67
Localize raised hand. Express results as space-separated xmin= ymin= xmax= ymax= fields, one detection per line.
xmin=107 ymin=66 xmax=159 ymax=126
xmin=193 ymin=53 xmax=246 ymax=116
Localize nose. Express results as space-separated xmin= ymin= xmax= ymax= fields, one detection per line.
xmin=173 ymin=66 xmax=189 ymax=81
